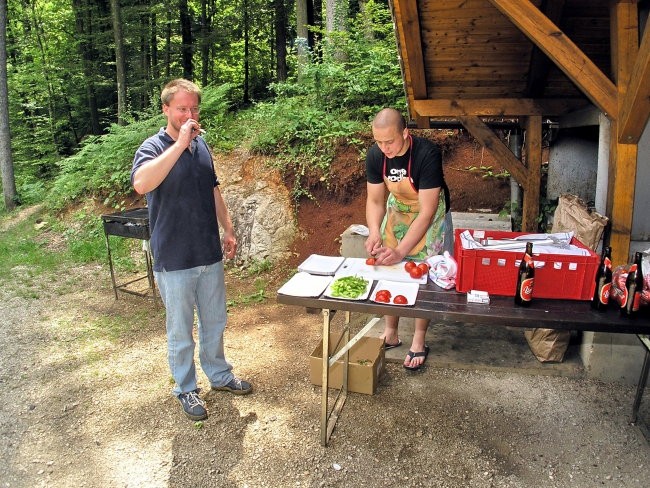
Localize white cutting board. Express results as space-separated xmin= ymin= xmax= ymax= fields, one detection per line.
xmin=336 ymin=258 xmax=427 ymax=284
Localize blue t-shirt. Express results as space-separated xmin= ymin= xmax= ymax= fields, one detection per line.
xmin=131 ymin=128 xmax=223 ymax=272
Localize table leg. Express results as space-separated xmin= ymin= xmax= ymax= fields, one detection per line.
xmin=143 ymin=241 xmax=158 ymax=305
xmin=104 ymin=232 xmax=118 ymax=300
xmin=321 ymin=309 xmax=332 ymax=446
xmin=632 ymin=335 xmax=650 ymax=424
xmin=319 ymin=311 xmax=376 ymax=446
xmin=323 ymin=312 xmax=350 ymax=445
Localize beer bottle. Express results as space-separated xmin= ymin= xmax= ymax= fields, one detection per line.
xmin=591 ymin=246 xmax=612 ymax=311
xmin=622 ymin=252 xmax=644 ymax=317
xmin=515 ymin=242 xmax=535 ymax=307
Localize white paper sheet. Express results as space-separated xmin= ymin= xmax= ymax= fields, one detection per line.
xmin=297 ymin=254 xmax=345 ymax=275
xmin=277 ymin=272 xmax=333 ymax=297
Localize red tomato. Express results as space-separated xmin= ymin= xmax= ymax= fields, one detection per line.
xmin=365 ymin=257 xmax=376 ymax=265
xmin=393 ymin=295 xmax=408 ymax=305
xmin=417 ymin=262 xmax=430 ymax=274
xmin=404 ymin=260 xmax=417 ymax=272
xmin=375 ymin=289 xmax=392 ymax=300
xmin=409 ymin=267 xmax=423 ymax=279
xmin=374 ymin=293 xmax=390 ymax=303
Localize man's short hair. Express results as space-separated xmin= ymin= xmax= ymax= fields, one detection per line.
xmin=372 ymin=108 xmax=406 ymax=132
xmin=161 ymin=79 xmax=202 ymax=105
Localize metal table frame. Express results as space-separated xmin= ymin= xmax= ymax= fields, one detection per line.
xmin=278 ymin=285 xmax=650 ymax=446
xmin=632 ymin=334 xmax=650 ymax=438
xmin=101 ymin=209 xmax=158 ymax=304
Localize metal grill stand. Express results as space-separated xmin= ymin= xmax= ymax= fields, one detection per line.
xmin=101 ymin=208 xmax=157 ymax=303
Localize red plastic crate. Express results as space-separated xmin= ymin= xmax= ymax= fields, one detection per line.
xmin=454 ymin=229 xmax=599 ymax=300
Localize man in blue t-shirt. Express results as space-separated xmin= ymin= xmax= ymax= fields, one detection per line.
xmin=132 ymin=79 xmax=251 ymax=421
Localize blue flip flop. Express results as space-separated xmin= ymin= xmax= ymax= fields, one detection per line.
xmin=404 ymin=345 xmax=430 ymax=371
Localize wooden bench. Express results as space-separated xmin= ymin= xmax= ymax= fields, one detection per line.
xmin=277 ymin=285 xmax=650 ymax=446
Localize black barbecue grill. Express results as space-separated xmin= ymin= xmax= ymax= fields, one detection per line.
xmin=101 ymin=208 xmax=157 ymax=303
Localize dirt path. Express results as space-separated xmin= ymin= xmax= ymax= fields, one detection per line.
xmin=0 ymin=135 xmax=647 ymax=487
xmin=1 ymin=251 xmax=650 ymax=487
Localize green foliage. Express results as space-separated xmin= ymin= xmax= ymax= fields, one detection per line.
xmin=7 ymin=0 xmax=402 ymax=212
xmin=241 ymin=1 xmax=401 ymax=201
xmin=244 ymin=258 xmax=273 ymax=276
xmin=501 ymin=197 xmax=558 ymax=232
xmin=465 ymin=165 xmax=511 ymax=180
xmin=247 ymin=97 xmax=364 ymax=200
xmin=45 ymin=84 xmax=237 ymax=210
xmin=0 ymin=216 xmax=60 ymax=282
xmin=45 ymin=115 xmax=164 ymax=210
xmin=226 ymin=277 xmax=267 ymax=308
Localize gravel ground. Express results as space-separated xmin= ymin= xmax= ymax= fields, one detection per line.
xmin=1 ymin=257 xmax=650 ymax=488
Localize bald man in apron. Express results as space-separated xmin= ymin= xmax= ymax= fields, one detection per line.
xmin=365 ymin=108 xmax=453 ymax=370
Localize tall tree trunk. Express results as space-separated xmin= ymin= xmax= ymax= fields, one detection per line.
xmin=31 ymin=4 xmax=58 ymax=145
xmin=0 ymin=0 xmax=17 ymax=210
xmin=325 ymin=0 xmax=347 ymax=60
xmin=296 ymin=0 xmax=308 ymax=41
xmin=296 ymin=0 xmax=309 ymax=77
xmin=110 ymin=0 xmax=127 ymax=125
xmin=310 ymin=0 xmax=322 ymax=56
xmin=326 ymin=0 xmax=348 ymax=32
xmin=200 ymin=0 xmax=211 ymax=86
xmin=274 ymin=0 xmax=287 ymax=81
xmin=179 ymin=0 xmax=193 ymax=80
xmin=140 ymin=10 xmax=151 ymax=109
xmin=151 ymin=12 xmax=159 ymax=84
xmin=165 ymin=9 xmax=172 ymax=79
xmin=359 ymin=0 xmax=374 ymax=40
xmin=71 ymin=0 xmax=101 ymax=134
xmin=243 ymin=0 xmax=249 ymax=103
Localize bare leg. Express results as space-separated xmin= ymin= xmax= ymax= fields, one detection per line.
xmin=380 ymin=315 xmax=400 ymax=346
xmin=404 ymin=318 xmax=429 ymax=368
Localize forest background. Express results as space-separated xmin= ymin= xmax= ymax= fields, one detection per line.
xmin=0 ymin=0 xmax=404 ymax=215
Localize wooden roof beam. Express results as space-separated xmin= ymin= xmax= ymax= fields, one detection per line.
xmin=525 ymin=0 xmax=566 ymax=97
xmin=412 ymin=98 xmax=588 ymax=117
xmin=618 ymin=21 xmax=650 ymax=144
xmin=488 ymin=0 xmax=617 ymax=119
xmin=608 ymin=1 xmax=639 ymax=264
xmin=457 ymin=115 xmax=528 ymax=185
xmin=395 ymin=0 xmax=427 ymax=100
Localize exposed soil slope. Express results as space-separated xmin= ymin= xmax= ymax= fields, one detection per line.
xmin=290 ymin=130 xmax=511 ymax=264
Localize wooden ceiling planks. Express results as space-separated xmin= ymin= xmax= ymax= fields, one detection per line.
xmin=393 ymin=0 xmax=614 ymax=112
xmin=391 ymin=0 xmax=649 ymax=242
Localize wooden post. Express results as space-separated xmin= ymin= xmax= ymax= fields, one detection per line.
xmin=521 ymin=116 xmax=542 ymax=232
xmin=607 ymin=1 xmax=639 ymax=264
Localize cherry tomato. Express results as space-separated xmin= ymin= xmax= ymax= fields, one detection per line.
xmin=409 ymin=267 xmax=423 ymax=279
xmin=393 ymin=295 xmax=408 ymax=305
xmin=404 ymin=260 xmax=417 ymax=272
xmin=365 ymin=257 xmax=376 ymax=265
xmin=417 ymin=262 xmax=430 ymax=274
xmin=374 ymin=293 xmax=390 ymax=303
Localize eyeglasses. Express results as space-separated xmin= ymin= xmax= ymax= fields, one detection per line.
xmin=174 ymin=106 xmax=201 ymax=115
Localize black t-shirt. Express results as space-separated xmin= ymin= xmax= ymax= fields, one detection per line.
xmin=366 ymin=135 xmax=450 ymax=211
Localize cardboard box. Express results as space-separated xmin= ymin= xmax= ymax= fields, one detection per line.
xmin=309 ymin=332 xmax=385 ymax=395
xmin=454 ymin=229 xmax=599 ymax=300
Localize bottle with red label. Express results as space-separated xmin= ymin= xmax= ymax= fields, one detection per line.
xmin=515 ymin=242 xmax=535 ymax=307
xmin=591 ymin=246 xmax=612 ymax=311
xmin=622 ymin=252 xmax=644 ymax=317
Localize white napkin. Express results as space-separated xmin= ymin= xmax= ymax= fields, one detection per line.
xmin=426 ymin=251 xmax=458 ymax=290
